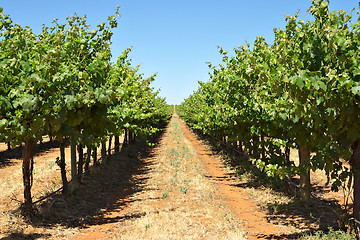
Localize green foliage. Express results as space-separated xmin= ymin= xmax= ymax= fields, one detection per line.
xmin=178 ymin=0 xmax=359 ymax=194
xmin=0 ymin=7 xmax=171 ymax=149
xmin=300 ymin=227 xmax=356 ymax=240
xmin=162 ymin=191 xmax=169 ymax=198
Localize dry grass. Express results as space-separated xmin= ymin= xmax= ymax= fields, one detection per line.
xmin=112 ymin=209 xmax=243 ymax=240
xmin=2 ymin=115 xmax=349 ymax=239
xmin=60 ymin=117 xmax=247 ymax=239
xmin=0 ymin=136 xmax=123 ymax=238
xmin=0 ymin=211 xmax=79 ymax=239
xmin=220 ymin=146 xmax=346 ymax=233
xmin=104 ymin=118 xmax=246 ymax=239
xmin=1 ymin=118 xmax=245 ymax=239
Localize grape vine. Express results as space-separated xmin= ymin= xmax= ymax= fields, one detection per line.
xmin=0 ymin=7 xmax=172 ymax=213
xmin=178 ymin=0 xmax=360 ymax=226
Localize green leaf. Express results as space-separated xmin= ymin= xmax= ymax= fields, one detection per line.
xmin=353 ymin=68 xmax=360 ymax=77
xmin=291 ymin=75 xmax=305 ymax=88
xmin=98 ymin=94 xmax=108 ymax=104
xmin=0 ymin=118 xmax=7 ymax=128
xmin=21 ymin=61 xmax=31 ymax=73
xmin=64 ymin=95 xmax=77 ymax=110
xmin=318 ymin=81 xmax=327 ymax=91
xmin=351 ymin=86 xmax=360 ymax=95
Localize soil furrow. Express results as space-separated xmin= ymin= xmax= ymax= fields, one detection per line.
xmin=177 ymin=116 xmax=295 ymax=239
xmin=1 ymin=114 xmax=305 ymax=239
xmin=71 ymin=114 xmax=246 ymax=239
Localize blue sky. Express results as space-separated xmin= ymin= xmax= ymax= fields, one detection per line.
xmin=1 ymin=0 xmax=358 ymax=104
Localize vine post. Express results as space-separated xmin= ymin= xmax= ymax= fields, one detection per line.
xmin=22 ymin=139 xmax=35 ymax=213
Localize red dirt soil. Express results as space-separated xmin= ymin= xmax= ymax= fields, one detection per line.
xmin=4 ymin=115 xmax=343 ymax=239
xmin=177 ymin=116 xmax=292 ymax=239
xmin=71 ymin=115 xmax=295 ymax=239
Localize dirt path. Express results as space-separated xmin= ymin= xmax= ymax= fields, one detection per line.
xmin=177 ymin=116 xmax=296 ymax=239
xmin=66 ymin=114 xmax=297 ymax=240
xmin=1 ymin=114 xmax=315 ymax=239
xmin=69 ymin=115 xmax=244 ymax=239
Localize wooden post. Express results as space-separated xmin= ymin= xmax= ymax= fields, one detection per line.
xmin=22 ymin=139 xmax=34 ymax=213
xmin=77 ymin=144 xmax=83 ymax=182
xmin=85 ymin=147 xmax=91 ymax=171
xmin=114 ymin=136 xmax=120 ymax=154
xmin=59 ymin=140 xmax=68 ymax=196
xmin=93 ymin=146 xmax=98 ymax=164
xmin=108 ymin=136 xmax=112 ymax=156
xmin=101 ymin=141 xmax=107 ymax=160
xmin=70 ymin=138 xmax=77 ymax=186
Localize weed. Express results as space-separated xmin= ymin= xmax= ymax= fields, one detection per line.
xmin=184 ymin=179 xmax=191 ymax=184
xmin=179 ymin=180 xmax=190 ymax=194
xmin=267 ymin=201 xmax=279 ymax=214
xmin=169 ymin=148 xmax=177 ymax=156
xmin=170 ymin=174 xmax=178 ymax=185
xmin=180 ymin=186 xmax=189 ymax=194
xmin=300 ymin=227 xmax=356 ymax=240
xmin=170 ymin=159 xmax=181 ymax=167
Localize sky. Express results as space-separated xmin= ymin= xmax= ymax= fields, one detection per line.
xmin=1 ymin=0 xmax=358 ymax=105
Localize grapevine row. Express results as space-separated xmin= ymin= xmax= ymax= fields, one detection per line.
xmin=178 ymin=0 xmax=360 ymax=224
xmin=0 ymin=8 xmax=172 ymax=213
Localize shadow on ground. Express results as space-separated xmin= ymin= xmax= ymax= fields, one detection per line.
xmin=0 ymin=232 xmax=51 ymax=240
xmin=185 ymin=126 xmax=344 ymax=237
xmin=229 ymin=158 xmax=343 ymax=233
xmin=8 ymin=124 xmax=168 ymax=234
xmin=255 ymin=230 xmax=314 ymax=240
xmin=0 ymin=140 xmax=60 ymax=169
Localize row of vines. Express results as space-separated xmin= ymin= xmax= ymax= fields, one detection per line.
xmin=177 ymin=0 xmax=360 ymax=226
xmin=0 ymin=8 xmax=172 ymax=213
